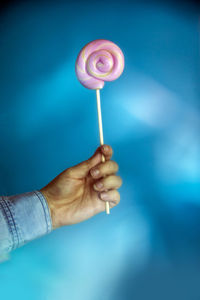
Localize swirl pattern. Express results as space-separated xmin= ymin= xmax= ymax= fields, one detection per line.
xmin=75 ymin=39 xmax=124 ymax=89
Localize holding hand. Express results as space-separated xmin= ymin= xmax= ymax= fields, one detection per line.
xmin=40 ymin=145 xmax=122 ymax=229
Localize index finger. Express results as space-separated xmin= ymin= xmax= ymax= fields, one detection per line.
xmin=100 ymin=144 xmax=113 ymax=161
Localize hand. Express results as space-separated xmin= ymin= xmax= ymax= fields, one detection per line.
xmin=40 ymin=145 xmax=122 ymax=229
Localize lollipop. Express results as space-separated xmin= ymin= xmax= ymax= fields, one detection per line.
xmin=75 ymin=39 xmax=124 ymax=214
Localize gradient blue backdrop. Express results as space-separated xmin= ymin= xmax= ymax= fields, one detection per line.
xmin=0 ymin=0 xmax=200 ymax=299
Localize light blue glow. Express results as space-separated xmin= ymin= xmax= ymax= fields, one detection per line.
xmin=0 ymin=1 xmax=199 ymax=299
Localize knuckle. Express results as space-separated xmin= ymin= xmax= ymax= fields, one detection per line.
xmin=106 ymin=175 xmax=122 ymax=187
xmin=109 ymin=160 xmax=119 ymax=172
xmin=65 ymin=167 xmax=73 ymax=176
xmin=107 ymin=160 xmax=114 ymax=169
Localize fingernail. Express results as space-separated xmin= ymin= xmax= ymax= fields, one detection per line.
xmin=90 ymin=168 xmax=100 ymax=177
xmin=100 ymin=192 xmax=109 ymax=200
xmin=102 ymin=145 xmax=109 ymax=152
xmin=94 ymin=181 xmax=103 ymax=189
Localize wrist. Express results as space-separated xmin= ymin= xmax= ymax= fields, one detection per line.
xmin=39 ymin=188 xmax=58 ymax=229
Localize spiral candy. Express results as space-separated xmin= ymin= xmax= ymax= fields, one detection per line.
xmin=75 ymin=39 xmax=124 ymax=215
xmin=75 ymin=39 xmax=124 ymax=89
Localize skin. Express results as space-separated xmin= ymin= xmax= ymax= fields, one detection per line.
xmin=40 ymin=144 xmax=122 ymax=229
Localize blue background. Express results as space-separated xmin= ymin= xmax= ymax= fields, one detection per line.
xmin=0 ymin=0 xmax=200 ymax=299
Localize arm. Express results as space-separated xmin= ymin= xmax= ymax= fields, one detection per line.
xmin=0 ymin=191 xmax=52 ymax=255
xmin=0 ymin=145 xmax=122 ymax=256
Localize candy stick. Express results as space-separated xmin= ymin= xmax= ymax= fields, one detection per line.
xmin=96 ymin=88 xmax=110 ymax=214
xmin=75 ymin=39 xmax=125 ymax=215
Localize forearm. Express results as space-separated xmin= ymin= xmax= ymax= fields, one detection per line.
xmin=0 ymin=191 xmax=52 ymax=255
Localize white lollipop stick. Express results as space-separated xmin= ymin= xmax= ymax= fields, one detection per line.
xmin=96 ymin=89 xmax=110 ymax=215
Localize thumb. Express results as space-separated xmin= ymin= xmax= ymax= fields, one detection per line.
xmin=67 ymin=147 xmax=103 ymax=178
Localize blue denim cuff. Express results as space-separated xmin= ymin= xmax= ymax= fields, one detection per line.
xmin=0 ymin=190 xmax=52 ymax=252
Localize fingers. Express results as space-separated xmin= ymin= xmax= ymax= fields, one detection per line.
xmin=64 ymin=144 xmax=113 ymax=179
xmin=82 ymin=144 xmax=113 ymax=172
xmin=100 ymin=144 xmax=113 ymax=161
xmin=99 ymin=190 xmax=120 ymax=206
xmin=90 ymin=160 xmax=119 ymax=179
xmin=93 ymin=175 xmax=122 ymax=192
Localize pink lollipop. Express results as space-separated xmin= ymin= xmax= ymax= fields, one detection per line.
xmin=75 ymin=39 xmax=124 ymax=89
xmin=75 ymin=39 xmax=125 ymax=214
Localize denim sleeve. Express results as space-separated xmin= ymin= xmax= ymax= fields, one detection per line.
xmin=0 ymin=190 xmax=52 ymax=255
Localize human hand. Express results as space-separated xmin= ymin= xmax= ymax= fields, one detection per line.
xmin=40 ymin=145 xmax=122 ymax=229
